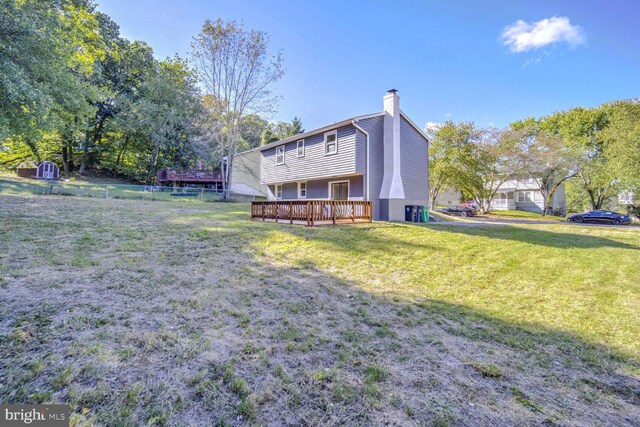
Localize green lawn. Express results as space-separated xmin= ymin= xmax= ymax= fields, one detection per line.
xmin=1 ymin=193 xmax=638 ymax=425
xmin=486 ymin=209 xmax=565 ymax=221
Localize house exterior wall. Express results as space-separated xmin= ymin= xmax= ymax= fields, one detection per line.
xmin=260 ymin=125 xmax=357 ymax=184
xmin=399 ymin=116 xmax=429 ymax=203
xmin=354 ymin=115 xmax=384 ymax=220
xmin=230 ymin=149 xmax=268 ymax=196
xmin=267 ymin=175 xmax=364 ymax=200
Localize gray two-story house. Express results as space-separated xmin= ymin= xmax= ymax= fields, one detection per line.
xmin=231 ymin=90 xmax=429 ymax=221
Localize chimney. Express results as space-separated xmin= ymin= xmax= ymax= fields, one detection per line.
xmin=379 ymin=89 xmax=405 ymax=202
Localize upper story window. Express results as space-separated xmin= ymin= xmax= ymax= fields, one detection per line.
xmin=298 ymin=182 xmax=307 ymax=198
xmin=297 ymin=140 xmax=305 ymax=157
xmin=276 ymin=145 xmax=285 ymax=165
xmin=325 ymin=131 xmax=337 ymax=156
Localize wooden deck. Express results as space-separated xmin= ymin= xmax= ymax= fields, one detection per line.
xmin=251 ymin=200 xmax=372 ymax=226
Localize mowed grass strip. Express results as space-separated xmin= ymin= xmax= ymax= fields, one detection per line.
xmin=0 ymin=194 xmax=638 ymax=426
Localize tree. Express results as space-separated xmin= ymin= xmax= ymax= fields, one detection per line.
xmin=510 ymin=119 xmax=578 ymax=215
xmin=260 ymin=117 xmax=304 ymax=145
xmin=135 ymin=58 xmax=203 ymax=182
xmin=191 ymin=19 xmax=284 ymax=200
xmin=0 ymin=0 xmax=99 ymax=157
xmin=444 ymin=123 xmax=523 ymax=213
xmin=539 ymin=107 xmax=614 ymax=210
xmin=238 ymin=114 xmax=269 ymax=151
xmin=600 ymin=99 xmax=640 ymax=195
xmin=427 ymin=121 xmax=461 ymax=208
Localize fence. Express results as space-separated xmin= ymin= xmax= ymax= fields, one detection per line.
xmin=0 ymin=178 xmax=259 ymax=203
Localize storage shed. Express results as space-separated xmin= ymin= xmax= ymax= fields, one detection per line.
xmin=36 ymin=161 xmax=59 ymax=180
xmin=16 ymin=161 xmax=38 ymax=178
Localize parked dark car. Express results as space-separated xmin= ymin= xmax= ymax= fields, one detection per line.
xmin=441 ymin=206 xmax=476 ymax=217
xmin=567 ymin=210 xmax=631 ymax=225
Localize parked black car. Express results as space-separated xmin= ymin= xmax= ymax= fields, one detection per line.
xmin=567 ymin=210 xmax=631 ymax=225
xmin=441 ymin=206 xmax=476 ymax=217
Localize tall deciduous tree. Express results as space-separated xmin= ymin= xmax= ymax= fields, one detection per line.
xmin=191 ymin=19 xmax=284 ymax=200
xmin=510 ymin=119 xmax=578 ymax=215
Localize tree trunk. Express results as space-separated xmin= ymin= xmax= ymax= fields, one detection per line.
xmin=79 ymin=130 xmax=90 ymax=175
xmin=115 ymin=137 xmax=129 ymax=169
xmin=62 ymin=145 xmax=70 ymax=174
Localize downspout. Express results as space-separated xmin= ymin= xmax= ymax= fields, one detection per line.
xmin=352 ymin=120 xmax=369 ymax=201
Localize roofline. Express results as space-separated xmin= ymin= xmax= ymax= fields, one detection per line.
xmin=237 ymin=109 xmax=428 ymax=154
xmin=257 ymin=112 xmax=384 ymax=152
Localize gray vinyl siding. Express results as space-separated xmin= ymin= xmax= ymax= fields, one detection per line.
xmin=261 ymin=125 xmax=357 ymax=184
xmin=354 ymin=115 xmax=384 ymax=220
xmin=267 ymin=176 xmax=364 ymax=200
xmin=400 ymin=116 xmax=429 ymax=201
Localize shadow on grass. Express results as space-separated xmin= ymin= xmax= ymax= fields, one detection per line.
xmin=2 ymin=196 xmax=639 ymax=425
xmin=422 ymin=222 xmax=639 ymax=249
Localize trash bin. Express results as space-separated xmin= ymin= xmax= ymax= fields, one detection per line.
xmin=405 ymin=205 xmax=416 ymax=222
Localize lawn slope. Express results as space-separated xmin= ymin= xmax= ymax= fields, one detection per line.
xmin=1 ymin=194 xmax=638 ymax=426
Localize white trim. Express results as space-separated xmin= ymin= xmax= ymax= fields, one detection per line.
xmin=324 ymin=130 xmax=338 ymax=156
xmin=297 ymin=181 xmax=307 ymax=199
xmin=275 ymin=145 xmax=285 ymax=165
xmin=328 ymin=180 xmax=350 ymax=200
xmin=275 ymin=183 xmax=283 ymax=200
xmin=296 ymin=139 xmax=305 ymax=157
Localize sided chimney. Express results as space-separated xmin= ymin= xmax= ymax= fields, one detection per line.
xmin=379 ymin=89 xmax=405 ymax=204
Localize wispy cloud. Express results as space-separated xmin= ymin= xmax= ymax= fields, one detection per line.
xmin=502 ymin=16 xmax=585 ymax=53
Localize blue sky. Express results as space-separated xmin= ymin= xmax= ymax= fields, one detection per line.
xmin=98 ymin=0 xmax=640 ymax=130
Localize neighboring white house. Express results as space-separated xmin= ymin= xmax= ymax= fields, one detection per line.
xmin=618 ymin=191 xmax=635 ymax=205
xmin=435 ymin=175 xmax=566 ymax=214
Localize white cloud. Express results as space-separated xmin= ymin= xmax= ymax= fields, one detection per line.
xmin=502 ymin=16 xmax=585 ymax=53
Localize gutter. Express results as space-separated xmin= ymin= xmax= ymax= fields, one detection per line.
xmin=351 ymin=119 xmax=370 ymax=201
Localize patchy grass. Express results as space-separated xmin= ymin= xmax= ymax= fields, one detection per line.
xmin=486 ymin=209 xmax=564 ymax=221
xmin=0 ymin=194 xmax=638 ymax=425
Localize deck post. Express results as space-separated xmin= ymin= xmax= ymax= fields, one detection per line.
xmin=332 ymin=201 xmax=336 ymax=225
xmin=262 ymin=203 xmax=265 ymax=221
xmin=351 ymin=201 xmax=355 ymax=223
xmin=290 ymin=201 xmax=293 ymax=224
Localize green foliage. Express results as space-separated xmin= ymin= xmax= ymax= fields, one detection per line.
xmin=260 ymin=117 xmax=304 ymax=145
xmin=0 ymin=0 xmax=208 ymax=181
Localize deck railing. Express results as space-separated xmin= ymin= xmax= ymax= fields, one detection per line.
xmin=251 ymin=200 xmax=372 ymax=226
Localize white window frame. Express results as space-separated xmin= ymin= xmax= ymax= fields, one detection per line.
xmin=276 ymin=145 xmax=285 ymax=165
xmin=296 ymin=140 xmax=305 ymax=157
xmin=298 ymin=181 xmax=307 ymax=199
xmin=275 ymin=184 xmax=283 ymax=200
xmin=324 ymin=130 xmax=338 ymax=156
xmin=518 ymin=191 xmax=532 ymax=203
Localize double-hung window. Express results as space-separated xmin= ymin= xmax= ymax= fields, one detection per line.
xmin=325 ymin=131 xmax=337 ymax=155
xmin=275 ymin=184 xmax=283 ymax=200
xmin=297 ymin=140 xmax=305 ymax=157
xmin=298 ymin=182 xmax=307 ymax=198
xmin=276 ymin=145 xmax=285 ymax=165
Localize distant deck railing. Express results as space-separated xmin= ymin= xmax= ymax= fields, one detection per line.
xmin=251 ymin=200 xmax=372 ymax=226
